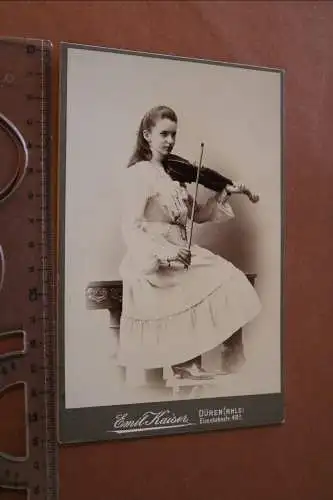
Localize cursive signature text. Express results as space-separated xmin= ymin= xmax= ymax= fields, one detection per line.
xmin=113 ymin=410 xmax=192 ymax=431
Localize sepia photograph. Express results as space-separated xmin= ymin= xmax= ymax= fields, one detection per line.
xmin=58 ymin=42 xmax=284 ymax=443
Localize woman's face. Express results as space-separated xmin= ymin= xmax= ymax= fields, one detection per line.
xmin=144 ymin=118 xmax=177 ymax=159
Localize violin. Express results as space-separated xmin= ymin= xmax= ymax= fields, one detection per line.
xmin=162 ymin=153 xmax=259 ymax=204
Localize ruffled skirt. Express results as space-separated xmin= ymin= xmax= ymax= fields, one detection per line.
xmin=117 ymin=243 xmax=261 ymax=369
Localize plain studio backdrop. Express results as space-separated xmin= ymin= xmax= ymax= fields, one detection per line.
xmin=61 ymin=46 xmax=282 ymax=409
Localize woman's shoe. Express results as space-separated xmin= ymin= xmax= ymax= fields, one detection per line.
xmin=172 ymin=363 xmax=215 ymax=380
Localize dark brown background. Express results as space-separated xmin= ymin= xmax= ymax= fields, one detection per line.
xmin=1 ymin=1 xmax=333 ymax=499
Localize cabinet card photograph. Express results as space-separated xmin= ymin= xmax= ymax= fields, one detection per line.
xmin=58 ymin=42 xmax=284 ymax=443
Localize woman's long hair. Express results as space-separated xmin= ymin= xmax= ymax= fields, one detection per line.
xmin=127 ymin=105 xmax=178 ymax=167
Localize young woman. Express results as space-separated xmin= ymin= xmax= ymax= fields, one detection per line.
xmin=117 ymin=105 xmax=261 ymax=381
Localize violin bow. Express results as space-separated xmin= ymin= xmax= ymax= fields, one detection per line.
xmin=185 ymin=142 xmax=205 ymax=269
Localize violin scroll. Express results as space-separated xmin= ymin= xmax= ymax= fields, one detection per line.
xmin=245 ymin=189 xmax=260 ymax=204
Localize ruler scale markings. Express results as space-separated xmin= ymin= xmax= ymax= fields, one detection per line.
xmin=0 ymin=38 xmax=57 ymax=500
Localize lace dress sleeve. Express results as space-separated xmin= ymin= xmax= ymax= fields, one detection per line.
xmin=121 ymin=162 xmax=178 ymax=272
xmin=189 ymin=189 xmax=235 ymax=224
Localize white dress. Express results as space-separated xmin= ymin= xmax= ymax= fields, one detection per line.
xmin=117 ymin=160 xmax=261 ymax=370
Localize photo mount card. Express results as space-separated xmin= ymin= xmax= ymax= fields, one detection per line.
xmin=57 ymin=42 xmax=285 ymax=444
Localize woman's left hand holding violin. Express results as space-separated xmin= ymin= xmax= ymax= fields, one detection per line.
xmin=225 ymin=182 xmax=260 ymax=203
xmin=226 ymin=182 xmax=247 ymax=195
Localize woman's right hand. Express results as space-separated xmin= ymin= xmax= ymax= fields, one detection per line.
xmin=176 ymin=247 xmax=191 ymax=266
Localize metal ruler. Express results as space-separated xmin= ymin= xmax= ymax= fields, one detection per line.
xmin=0 ymin=38 xmax=57 ymax=500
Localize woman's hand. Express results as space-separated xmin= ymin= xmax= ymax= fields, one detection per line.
xmin=226 ymin=182 xmax=260 ymax=203
xmin=157 ymin=246 xmax=191 ymax=268
xmin=176 ymin=247 xmax=191 ymax=266
xmin=226 ymin=182 xmax=247 ymax=195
